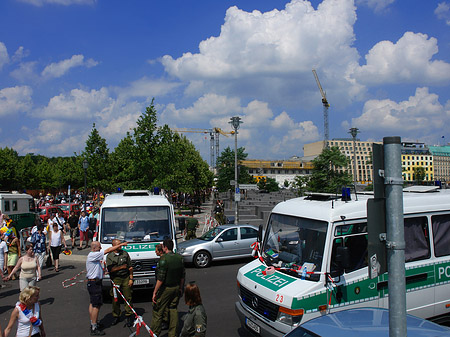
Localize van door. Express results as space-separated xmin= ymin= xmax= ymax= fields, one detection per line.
xmin=431 ymin=213 xmax=450 ymax=318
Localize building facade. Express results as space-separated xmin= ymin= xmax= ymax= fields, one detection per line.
xmin=428 ymin=146 xmax=450 ymax=183
xmin=303 ymin=139 xmax=379 ymax=184
xmin=401 ymin=142 xmax=434 ymax=183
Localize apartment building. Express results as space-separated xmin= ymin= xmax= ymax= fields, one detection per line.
xmin=401 ymin=142 xmax=433 ymax=182
xmin=428 ymin=146 xmax=450 ymax=184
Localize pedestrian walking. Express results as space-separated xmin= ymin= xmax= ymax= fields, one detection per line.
xmin=78 ymin=211 xmax=89 ymax=250
xmin=67 ymin=211 xmax=79 ymax=249
xmin=48 ymin=223 xmax=67 ymax=272
xmin=86 ymin=240 xmax=128 ymax=336
xmin=150 ymin=238 xmax=185 ymax=337
xmin=0 ymin=231 xmax=8 ymax=277
xmin=106 ymin=239 xmax=134 ymax=327
xmin=179 ymin=282 xmax=207 ymax=337
xmin=6 ymin=242 xmax=41 ymax=290
xmin=155 ymin=244 xmax=169 ymax=330
xmin=4 ymin=286 xmax=46 ymax=337
xmin=51 ymin=209 xmax=67 ymax=234
xmin=6 ymin=233 xmax=20 ymax=280
xmin=30 ymin=224 xmax=46 ymax=281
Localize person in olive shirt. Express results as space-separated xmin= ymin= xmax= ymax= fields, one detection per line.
xmin=185 ymin=216 xmax=198 ymax=240
xmin=151 ymin=238 xmax=185 ymax=337
xmin=180 ymin=282 xmax=207 ymax=337
xmin=106 ymin=239 xmax=134 ymax=327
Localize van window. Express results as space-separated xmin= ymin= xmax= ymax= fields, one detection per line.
xmin=404 ymin=217 xmax=430 ymax=262
xmin=332 ymin=224 xmax=368 ymax=274
xmin=12 ymin=201 xmax=18 ymax=211
xmin=431 ymin=214 xmax=450 ymax=257
xmin=4 ymin=201 xmax=10 ymax=212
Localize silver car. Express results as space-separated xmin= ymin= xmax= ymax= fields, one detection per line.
xmin=177 ymin=225 xmax=259 ymax=268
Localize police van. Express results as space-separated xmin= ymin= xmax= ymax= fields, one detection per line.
xmin=97 ymin=190 xmax=177 ymax=289
xmin=0 ymin=192 xmax=36 ymax=231
xmin=235 ymin=188 xmax=450 ymax=336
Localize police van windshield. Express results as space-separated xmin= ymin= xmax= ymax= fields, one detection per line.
xmin=100 ymin=206 xmax=171 ymax=243
xmin=262 ymin=213 xmax=328 ymax=281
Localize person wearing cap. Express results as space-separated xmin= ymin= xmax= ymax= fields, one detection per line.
xmin=106 ymin=239 xmax=134 ymax=327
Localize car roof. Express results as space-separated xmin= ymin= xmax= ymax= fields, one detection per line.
xmin=289 ymin=308 xmax=450 ymax=337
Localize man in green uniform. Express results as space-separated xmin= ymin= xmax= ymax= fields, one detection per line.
xmin=151 ymin=238 xmax=185 ymax=337
xmin=106 ymin=239 xmax=134 ymax=327
xmin=185 ymin=216 xmax=199 ymax=240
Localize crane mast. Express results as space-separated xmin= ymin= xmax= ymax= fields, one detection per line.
xmin=312 ymin=69 xmax=330 ymax=146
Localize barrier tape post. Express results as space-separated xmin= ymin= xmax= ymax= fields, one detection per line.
xmin=110 ymin=279 xmax=156 ymax=336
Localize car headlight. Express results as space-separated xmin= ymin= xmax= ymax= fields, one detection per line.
xmin=178 ymin=247 xmax=186 ymax=254
xmin=276 ymin=307 xmax=304 ymax=327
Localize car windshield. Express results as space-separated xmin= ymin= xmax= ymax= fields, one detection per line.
xmin=100 ymin=206 xmax=172 ymax=243
xmin=198 ymin=227 xmax=223 ymax=241
xmin=262 ymin=213 xmax=328 ymax=281
xmin=59 ymin=205 xmax=69 ymax=211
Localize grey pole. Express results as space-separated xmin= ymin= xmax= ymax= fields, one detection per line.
xmin=349 ymin=128 xmax=359 ymax=187
xmin=383 ymin=136 xmax=406 ymax=337
xmin=229 ymin=116 xmax=243 ymax=226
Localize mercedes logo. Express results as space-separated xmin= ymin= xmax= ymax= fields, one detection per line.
xmin=252 ymin=296 xmax=259 ymax=309
xmin=134 ymin=262 xmax=143 ymax=271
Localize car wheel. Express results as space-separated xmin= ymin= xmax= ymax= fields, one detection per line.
xmin=193 ymin=251 xmax=211 ymax=268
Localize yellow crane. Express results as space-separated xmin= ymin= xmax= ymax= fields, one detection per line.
xmin=312 ymin=69 xmax=330 ymax=144
xmin=171 ymin=127 xmax=234 ymax=170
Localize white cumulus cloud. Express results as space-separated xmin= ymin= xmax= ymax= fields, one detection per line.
xmin=0 ymin=86 xmax=33 ymax=116
xmin=41 ymin=54 xmax=98 ymax=79
xmin=0 ymin=42 xmax=9 ymax=70
xmin=353 ymin=32 xmax=450 ymax=85
xmin=435 ymin=2 xmax=450 ymax=25
xmin=17 ymin=0 xmax=96 ymax=6
xmin=351 ymin=87 xmax=447 ymax=136
xmin=356 ymin=0 xmax=395 ymax=13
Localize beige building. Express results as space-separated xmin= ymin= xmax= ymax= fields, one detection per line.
xmin=241 ymin=158 xmax=314 ymax=187
xmin=429 ymin=146 xmax=450 ymax=184
xmin=303 ymin=139 xmax=380 ymax=184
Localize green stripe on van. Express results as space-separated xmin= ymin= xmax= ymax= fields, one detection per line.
xmin=244 ymin=266 xmax=297 ymax=291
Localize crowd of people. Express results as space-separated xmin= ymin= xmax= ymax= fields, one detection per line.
xmin=0 ymin=190 xmax=210 ymax=337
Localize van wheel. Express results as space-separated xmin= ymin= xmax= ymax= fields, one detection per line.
xmin=193 ymin=251 xmax=211 ymax=268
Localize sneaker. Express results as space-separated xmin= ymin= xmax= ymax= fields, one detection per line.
xmin=90 ymin=327 xmax=105 ymax=336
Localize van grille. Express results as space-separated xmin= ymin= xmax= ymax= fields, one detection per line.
xmin=239 ymin=285 xmax=279 ymax=321
xmin=131 ymin=259 xmax=158 ymax=275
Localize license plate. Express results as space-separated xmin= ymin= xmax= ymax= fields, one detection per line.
xmin=134 ymin=278 xmax=150 ymax=285
xmin=245 ymin=317 xmax=260 ymax=334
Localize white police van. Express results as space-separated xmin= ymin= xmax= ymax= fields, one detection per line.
xmin=235 ymin=188 xmax=450 ymax=336
xmin=97 ymin=190 xmax=177 ymax=288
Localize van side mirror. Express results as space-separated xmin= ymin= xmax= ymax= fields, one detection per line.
xmin=257 ymin=225 xmax=263 ymax=242
xmin=330 ymin=246 xmax=351 ymax=278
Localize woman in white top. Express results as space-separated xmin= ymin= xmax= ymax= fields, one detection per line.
xmin=6 ymin=242 xmax=41 ymax=291
xmin=48 ymin=223 xmax=67 ymax=272
xmin=4 ymin=285 xmax=46 ymax=337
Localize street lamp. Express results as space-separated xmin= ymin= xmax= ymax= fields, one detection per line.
xmin=349 ymin=127 xmax=359 ymax=188
xmin=229 ymin=116 xmax=243 ymax=226
xmin=83 ymin=159 xmax=89 ymax=214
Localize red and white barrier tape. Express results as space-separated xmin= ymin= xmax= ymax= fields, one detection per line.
xmin=62 ymin=270 xmax=87 ymax=288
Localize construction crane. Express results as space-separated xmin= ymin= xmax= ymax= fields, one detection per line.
xmin=171 ymin=127 xmax=234 ymax=171
xmin=312 ymin=69 xmax=330 ymax=145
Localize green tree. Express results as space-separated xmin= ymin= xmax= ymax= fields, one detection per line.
xmin=257 ymin=177 xmax=280 ymax=192
xmin=17 ymin=154 xmax=38 ymax=190
xmin=36 ymin=158 xmax=55 ymax=190
xmin=216 ymin=147 xmax=252 ymax=192
xmin=307 ymin=146 xmax=352 ymax=193
xmin=82 ymin=124 xmax=111 ymax=191
xmin=0 ymin=147 xmax=19 ymax=190
xmin=133 ymin=101 xmax=159 ymax=188
xmin=293 ymin=175 xmax=310 ymax=196
xmin=413 ymin=166 xmax=426 ymax=184
xmin=110 ymin=132 xmax=139 ymax=191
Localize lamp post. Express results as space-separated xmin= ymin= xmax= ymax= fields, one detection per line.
xmin=82 ymin=159 xmax=89 ymax=214
xmin=229 ymin=116 xmax=243 ymax=226
xmin=349 ymin=127 xmax=359 ymax=188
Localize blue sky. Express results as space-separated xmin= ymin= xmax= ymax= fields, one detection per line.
xmin=1 ymin=0 xmax=449 ymax=164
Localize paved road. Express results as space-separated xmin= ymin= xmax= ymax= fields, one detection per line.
xmin=0 ymin=247 xmax=255 ymax=337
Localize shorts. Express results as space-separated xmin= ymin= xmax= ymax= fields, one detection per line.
xmin=87 ymin=279 xmax=103 ymax=308
xmin=7 ymin=253 xmax=18 ymax=267
xmin=50 ymin=245 xmax=62 ymax=260
xmin=80 ymin=230 xmax=88 ymax=241
xmin=69 ymin=228 xmax=78 ymax=239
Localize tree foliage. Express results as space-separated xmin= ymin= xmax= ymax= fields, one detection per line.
xmin=215 ymin=146 xmax=253 ymax=192
xmin=306 ymin=146 xmax=353 ymax=193
xmin=257 ymin=177 xmax=280 ymax=192
xmin=0 ymin=100 xmax=213 ymax=195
